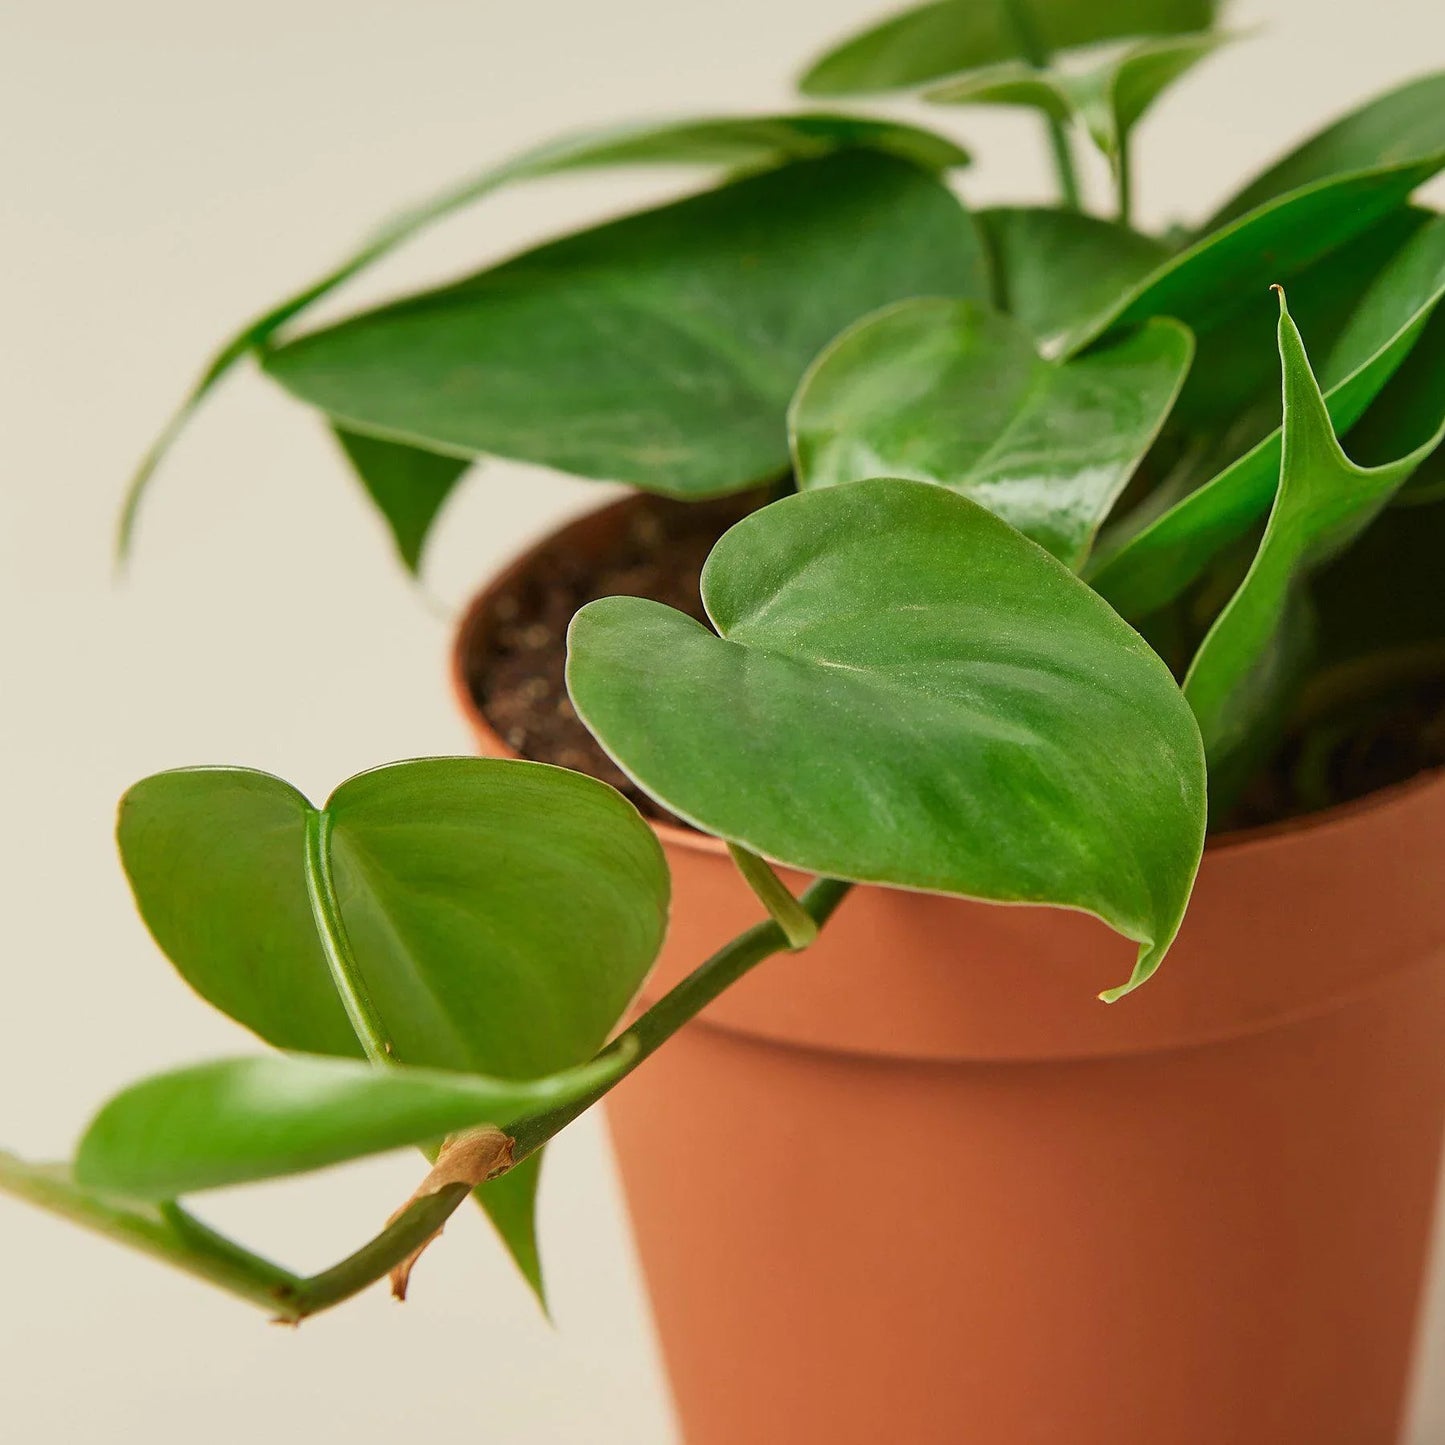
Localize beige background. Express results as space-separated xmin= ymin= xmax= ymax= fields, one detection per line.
xmin=3 ymin=1 xmax=1445 ymax=1439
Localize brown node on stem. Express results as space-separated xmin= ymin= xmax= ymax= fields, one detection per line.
xmin=387 ymin=1125 xmax=515 ymax=1301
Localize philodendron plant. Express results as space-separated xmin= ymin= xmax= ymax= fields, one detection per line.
xmin=6 ymin=0 xmax=1445 ymax=1324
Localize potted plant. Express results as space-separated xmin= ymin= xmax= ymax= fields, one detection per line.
xmin=6 ymin=2 xmax=1445 ymax=1441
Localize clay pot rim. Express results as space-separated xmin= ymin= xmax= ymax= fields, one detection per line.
xmin=452 ymin=488 xmax=1445 ymax=862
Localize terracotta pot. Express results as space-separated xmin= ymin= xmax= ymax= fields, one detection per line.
xmin=454 ymin=493 xmax=1445 ymax=1445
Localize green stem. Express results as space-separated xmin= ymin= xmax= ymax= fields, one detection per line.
xmin=1115 ymin=142 xmax=1133 ymax=226
xmin=0 ymin=1150 xmax=472 ymax=1323
xmin=1045 ymin=119 xmax=1082 ymax=210
xmin=302 ymin=809 xmax=395 ymax=1065
xmin=1 ymin=876 xmax=852 ymax=1324
xmin=509 ymin=876 xmax=851 ymax=1161
xmin=1000 ymin=0 xmax=1081 ymax=209
xmin=280 ymin=1183 xmax=471 ymax=1319
xmin=726 ymin=844 xmax=819 ymax=949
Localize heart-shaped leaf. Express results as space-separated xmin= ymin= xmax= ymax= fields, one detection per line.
xmin=1183 ymin=290 xmax=1445 ymax=806
xmin=1058 ymin=153 xmax=1445 ymax=358
xmin=568 ymin=479 xmax=1206 ymax=1001
xmin=789 ymin=298 xmax=1191 ymax=568
xmin=75 ymin=1053 xmax=628 ymax=1201
xmin=798 ymin=0 xmax=1219 ymax=96
xmin=977 ymin=207 xmax=1171 ymax=349
xmin=261 ymin=151 xmax=987 ymax=501
xmin=1090 ymin=211 xmax=1445 ymax=618
xmin=118 ymin=758 xmax=669 ymax=1294
xmin=1205 ymin=71 xmax=1445 ymax=232
xmin=119 ymin=111 xmax=970 ymax=557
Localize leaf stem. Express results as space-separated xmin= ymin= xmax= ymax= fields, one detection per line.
xmin=1115 ymin=143 xmax=1134 ymax=226
xmin=726 ymin=844 xmax=819 ymax=948
xmin=508 ymin=876 xmax=851 ymax=1162
xmin=302 ymin=809 xmax=395 ymax=1065
xmin=1 ymin=875 xmax=851 ymax=1324
xmin=1000 ymin=0 xmax=1081 ymax=209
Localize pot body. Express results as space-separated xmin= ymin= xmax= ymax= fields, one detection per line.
xmin=455 ymin=495 xmax=1445 ymax=1445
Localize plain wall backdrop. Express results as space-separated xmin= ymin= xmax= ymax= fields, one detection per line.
xmin=3 ymin=1 xmax=1445 ymax=1439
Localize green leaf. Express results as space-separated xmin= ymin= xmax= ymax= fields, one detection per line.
xmin=1058 ymin=153 xmax=1445 ymax=358
xmin=799 ymin=0 xmax=1219 ymax=96
xmin=922 ymin=30 xmax=1236 ymax=162
xmin=978 ymin=207 xmax=1172 ymax=349
xmin=567 ymin=479 xmax=1206 ymax=1001
xmin=331 ymin=429 xmax=471 ymax=573
xmin=1090 ymin=212 xmax=1445 ymax=618
xmin=117 ymin=758 xmax=669 ymax=1292
xmin=1183 ymin=290 xmax=1445 ymax=806
xmin=75 ymin=1052 xmax=628 ymax=1200
xmin=1205 ymin=72 xmax=1445 ymax=232
xmin=261 ymin=152 xmax=987 ymax=500
xmin=1346 ymin=303 xmax=1445 ymax=505
xmin=117 ymin=113 xmax=970 ymax=558
xmin=1161 ymin=207 xmax=1430 ymax=439
xmin=789 ymin=298 xmax=1191 ymax=568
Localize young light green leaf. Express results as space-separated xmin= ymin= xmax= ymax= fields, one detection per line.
xmin=923 ymin=31 xmax=1237 ymax=215
xmin=798 ymin=0 xmax=1219 ymax=95
xmin=117 ymin=111 xmax=970 ymax=559
xmin=117 ymin=758 xmax=669 ymax=1293
xmin=75 ymin=1052 xmax=630 ymax=1201
xmin=1183 ymin=290 xmax=1445 ymax=805
xmin=332 ymin=429 xmax=471 ymax=574
xmin=1205 ymin=71 xmax=1445 ymax=231
xmin=977 ymin=207 xmax=1171 ymax=349
xmin=260 ymin=152 xmax=987 ymax=501
xmin=789 ymin=298 xmax=1191 ymax=569
xmin=1090 ymin=212 xmax=1445 ymax=618
xmin=1059 ymin=154 xmax=1445 ymax=357
xmin=568 ymin=479 xmax=1206 ymax=1001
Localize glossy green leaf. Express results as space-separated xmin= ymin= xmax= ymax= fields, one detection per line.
xmin=118 ymin=112 xmax=970 ymax=557
xmin=260 ymin=152 xmax=986 ymax=500
xmin=1205 ymin=72 xmax=1445 ymax=231
xmin=568 ymin=479 xmax=1206 ymax=1001
xmin=76 ymin=1052 xmax=628 ymax=1200
xmin=1347 ymin=303 xmax=1445 ymax=505
xmin=1183 ymin=291 xmax=1445 ymax=803
xmin=978 ymin=207 xmax=1171 ymax=349
xmin=922 ymin=31 xmax=1235 ymax=162
xmin=799 ymin=0 xmax=1218 ymax=95
xmin=257 ymin=153 xmax=982 ymax=502
xmin=1160 ymin=207 xmax=1430 ymax=439
xmin=789 ymin=298 xmax=1192 ymax=568
xmin=1090 ymin=212 xmax=1445 ymax=618
xmin=117 ymin=758 xmax=668 ymax=1292
xmin=1059 ymin=154 xmax=1445 ymax=358
xmin=332 ymin=429 xmax=471 ymax=573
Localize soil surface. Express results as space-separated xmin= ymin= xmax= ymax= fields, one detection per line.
xmin=464 ymin=491 xmax=762 ymax=827
xmin=463 ymin=491 xmax=1444 ymax=834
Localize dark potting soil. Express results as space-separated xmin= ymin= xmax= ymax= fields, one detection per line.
xmin=464 ymin=491 xmax=1445 ymax=834
xmin=465 ymin=491 xmax=762 ymax=828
